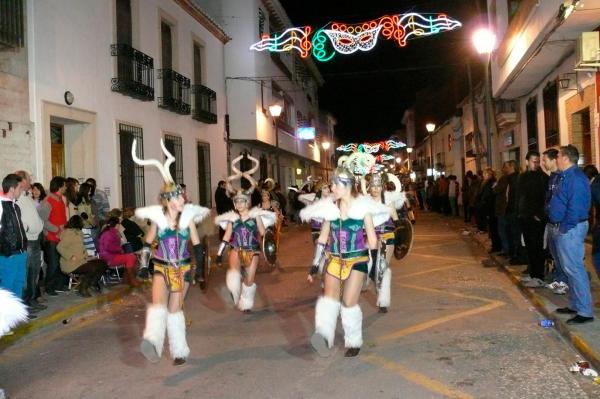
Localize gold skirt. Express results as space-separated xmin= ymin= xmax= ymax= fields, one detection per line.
xmin=154 ymin=263 xmax=191 ymax=293
xmin=325 ymin=255 xmax=369 ymax=281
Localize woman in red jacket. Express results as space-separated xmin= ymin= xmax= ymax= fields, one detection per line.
xmin=98 ymin=216 xmax=139 ymax=287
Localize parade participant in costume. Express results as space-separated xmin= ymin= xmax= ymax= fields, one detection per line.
xmin=361 ymin=172 xmax=406 ymax=313
xmin=298 ymin=180 xmax=333 ymax=244
xmin=215 ymin=155 xmax=276 ymax=313
xmin=133 ymin=139 xmax=210 ymax=366
xmin=301 ymin=159 xmax=390 ymax=358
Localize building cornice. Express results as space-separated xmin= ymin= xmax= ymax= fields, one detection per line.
xmin=174 ymin=0 xmax=231 ymax=44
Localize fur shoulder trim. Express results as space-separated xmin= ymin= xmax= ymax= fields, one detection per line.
xmin=179 ymin=204 xmax=210 ymax=229
xmin=300 ymin=198 xmax=339 ymax=222
xmin=215 ymin=211 xmax=239 ymax=229
xmin=0 ymin=289 xmax=28 ymax=337
xmin=384 ymin=191 xmax=407 ymax=209
xmin=348 ymin=195 xmax=391 ymax=227
xmin=135 ymin=206 xmax=168 ymax=230
xmin=298 ymin=192 xmax=317 ymax=205
xmin=248 ymin=207 xmax=276 ymax=228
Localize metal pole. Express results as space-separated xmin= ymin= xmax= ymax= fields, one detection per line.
xmin=275 ymin=117 xmax=281 ymax=185
xmin=429 ymin=134 xmax=434 ymax=173
xmin=484 ymin=53 xmax=497 ymax=168
xmin=467 ymin=61 xmax=482 ymax=172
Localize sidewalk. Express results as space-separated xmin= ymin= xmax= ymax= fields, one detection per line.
xmin=454 ymin=216 xmax=600 ymax=371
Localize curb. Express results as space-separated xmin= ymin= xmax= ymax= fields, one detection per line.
xmin=0 ymin=285 xmax=142 ymax=350
xmin=467 ymin=229 xmax=600 ymax=372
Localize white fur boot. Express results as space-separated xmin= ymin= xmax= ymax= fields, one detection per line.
xmin=140 ymin=304 xmax=168 ymax=363
xmin=376 ymin=268 xmax=392 ymax=309
xmin=238 ymin=283 xmax=257 ymax=312
xmin=167 ymin=311 xmax=190 ymax=365
xmin=341 ymin=304 xmax=363 ymax=349
xmin=226 ymin=269 xmax=242 ymax=306
xmin=311 ymin=296 xmax=341 ymax=357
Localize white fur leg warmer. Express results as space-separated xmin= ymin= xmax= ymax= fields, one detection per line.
xmin=341 ymin=305 xmax=363 ymax=349
xmin=315 ymin=296 xmax=341 ymax=348
xmin=238 ymin=283 xmax=257 ymax=311
xmin=0 ymin=289 xmax=28 ymax=337
xmin=226 ymin=269 xmax=242 ymax=306
xmin=167 ymin=311 xmax=190 ymax=360
xmin=143 ymin=304 xmax=168 ymax=357
xmin=377 ymin=268 xmax=392 ymax=308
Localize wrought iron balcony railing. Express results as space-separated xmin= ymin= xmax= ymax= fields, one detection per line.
xmin=157 ymin=69 xmax=191 ymax=115
xmin=191 ymin=85 xmax=217 ymax=124
xmin=110 ymin=43 xmax=154 ymax=101
xmin=0 ymin=0 xmax=24 ymax=49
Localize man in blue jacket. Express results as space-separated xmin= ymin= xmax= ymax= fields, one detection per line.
xmin=548 ymin=145 xmax=593 ymax=324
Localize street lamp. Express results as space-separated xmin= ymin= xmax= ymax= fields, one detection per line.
xmin=269 ymin=104 xmax=283 ymax=184
xmin=472 ymin=27 xmax=496 ymax=168
xmin=395 ymin=156 xmax=402 ymax=164
xmin=406 ymin=147 xmax=413 ymax=172
xmin=426 ymin=123 xmax=436 ymax=174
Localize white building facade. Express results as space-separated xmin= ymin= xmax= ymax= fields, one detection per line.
xmin=20 ymin=0 xmax=229 ymax=210
xmin=200 ymin=0 xmax=324 ymax=188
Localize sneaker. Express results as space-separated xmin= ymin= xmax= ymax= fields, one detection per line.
xmin=523 ymin=278 xmax=546 ymax=288
xmin=519 ymin=275 xmax=532 ymax=283
xmin=547 ymin=281 xmax=561 ymax=290
xmin=553 ymin=282 xmax=569 ymax=295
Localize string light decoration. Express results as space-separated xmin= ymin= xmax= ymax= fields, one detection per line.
xmin=336 ymin=139 xmax=406 ymax=153
xmin=250 ymin=12 xmax=462 ymax=62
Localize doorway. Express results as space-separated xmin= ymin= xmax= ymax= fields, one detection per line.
xmin=50 ymin=123 xmax=65 ymax=177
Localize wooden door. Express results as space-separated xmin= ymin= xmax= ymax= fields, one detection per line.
xmin=50 ymin=123 xmax=65 ymax=177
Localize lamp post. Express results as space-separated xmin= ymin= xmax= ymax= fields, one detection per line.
xmin=426 ymin=123 xmax=436 ymax=176
xmin=406 ymin=147 xmax=413 ymax=172
xmin=472 ymin=28 xmax=497 ymax=168
xmin=322 ymin=141 xmax=331 ymax=181
xmin=269 ymin=104 xmax=283 ymax=185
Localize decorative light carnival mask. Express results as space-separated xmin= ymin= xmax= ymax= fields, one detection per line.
xmin=131 ymin=139 xmax=184 ymax=202
xmin=250 ymin=12 xmax=462 ymax=62
xmin=227 ymin=154 xmax=260 ymax=205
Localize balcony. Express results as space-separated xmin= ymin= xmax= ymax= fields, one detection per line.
xmin=495 ymin=99 xmax=518 ymax=129
xmin=157 ymin=69 xmax=191 ymax=115
xmin=110 ymin=43 xmax=154 ymax=101
xmin=191 ymin=85 xmax=217 ymax=124
xmin=0 ymin=0 xmax=24 ymax=49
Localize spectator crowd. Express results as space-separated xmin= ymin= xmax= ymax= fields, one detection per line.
xmin=0 ymin=172 xmax=145 ymax=327
xmin=421 ymin=144 xmax=596 ymax=325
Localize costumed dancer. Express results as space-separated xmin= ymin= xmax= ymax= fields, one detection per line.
xmin=298 ymin=179 xmax=332 ymax=244
xmin=215 ymin=155 xmax=276 ymax=313
xmin=361 ymin=172 xmax=406 ymax=313
xmin=301 ymin=164 xmax=390 ymax=357
xmin=134 ymin=139 xmax=210 ymax=366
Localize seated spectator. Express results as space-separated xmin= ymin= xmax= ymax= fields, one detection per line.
xmin=98 ymin=217 xmax=140 ymax=287
xmin=121 ymin=207 xmax=145 ymax=252
xmin=56 ymin=215 xmax=108 ymax=297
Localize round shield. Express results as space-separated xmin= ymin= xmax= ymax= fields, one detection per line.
xmin=262 ymin=228 xmax=277 ymax=265
xmin=394 ymin=218 xmax=414 ymax=260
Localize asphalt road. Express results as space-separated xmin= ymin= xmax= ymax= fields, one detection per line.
xmin=1 ymin=213 xmax=599 ymax=399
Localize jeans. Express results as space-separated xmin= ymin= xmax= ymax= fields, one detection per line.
xmin=497 ymin=216 xmax=510 ymax=254
xmin=592 ymin=224 xmax=600 ymax=279
xmin=44 ymin=241 xmax=65 ymax=292
xmin=0 ymin=252 xmax=27 ymax=297
xmin=547 ymin=224 xmax=569 ymax=285
xmin=23 ymin=238 xmax=42 ymax=303
xmin=520 ymin=218 xmax=546 ymax=280
xmin=552 ymin=222 xmax=593 ymax=317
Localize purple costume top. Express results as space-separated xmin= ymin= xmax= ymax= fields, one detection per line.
xmin=329 ymin=218 xmax=368 ymax=258
xmin=155 ymin=228 xmax=191 ymax=264
xmin=230 ymin=218 xmax=260 ymax=250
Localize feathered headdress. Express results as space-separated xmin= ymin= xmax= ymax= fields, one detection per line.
xmin=131 ymin=139 xmax=184 ymax=200
xmin=228 ymin=154 xmax=259 ymax=203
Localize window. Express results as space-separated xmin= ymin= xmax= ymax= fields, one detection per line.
xmin=193 ymin=42 xmax=202 ymax=85
xmin=259 ymin=154 xmax=268 ymax=181
xmin=272 ymin=82 xmax=294 ymax=132
xmin=158 ymin=21 xmax=190 ymax=114
xmin=258 ymin=8 xmax=266 ymax=38
xmin=197 ymin=142 xmax=211 ymax=207
xmin=543 ymin=82 xmax=559 ymax=148
xmin=526 ymin=97 xmax=538 ymax=151
xmin=0 ymin=0 xmax=24 ymax=49
xmin=161 ymin=21 xmax=172 ymax=69
xmin=118 ymin=123 xmax=145 ymax=208
xmin=191 ymin=42 xmax=217 ymax=123
xmin=116 ymin=0 xmax=132 ymax=46
xmin=163 ymin=134 xmax=184 ymax=185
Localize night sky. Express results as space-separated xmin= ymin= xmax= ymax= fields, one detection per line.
xmin=279 ymin=0 xmax=488 ymax=143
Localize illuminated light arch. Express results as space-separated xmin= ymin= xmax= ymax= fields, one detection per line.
xmin=250 ymin=12 xmax=462 ymax=62
xmin=336 ymin=139 xmax=406 ymax=153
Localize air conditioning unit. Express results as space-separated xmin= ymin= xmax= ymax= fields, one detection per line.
xmin=575 ymin=31 xmax=600 ymax=70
